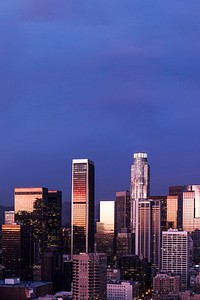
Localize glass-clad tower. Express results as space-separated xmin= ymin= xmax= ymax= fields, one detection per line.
xmin=130 ymin=153 xmax=150 ymax=234
xmin=71 ymin=159 xmax=95 ymax=256
xmin=130 ymin=152 xmax=150 ymax=201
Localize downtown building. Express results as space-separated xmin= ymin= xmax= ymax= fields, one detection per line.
xmin=168 ymin=185 xmax=200 ymax=263
xmin=72 ymin=253 xmax=107 ymax=300
xmin=130 ymin=152 xmax=150 ymax=261
xmin=71 ymin=159 xmax=95 ymax=255
xmin=13 ymin=187 xmax=62 ymax=281
xmin=162 ymin=229 xmax=189 ymax=291
xmin=115 ymin=191 xmax=132 ymax=260
xmin=95 ymin=200 xmax=115 ymax=265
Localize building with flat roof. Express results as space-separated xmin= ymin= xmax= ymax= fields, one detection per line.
xmin=72 ymin=253 xmax=107 ymax=300
xmin=71 ymin=159 xmax=95 ymax=256
xmin=0 ymin=279 xmax=52 ymax=300
xmin=107 ymin=280 xmax=139 ymax=300
xmin=162 ymin=229 xmax=189 ymax=291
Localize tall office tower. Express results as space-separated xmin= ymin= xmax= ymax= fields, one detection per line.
xmin=119 ymin=255 xmax=151 ymax=298
xmin=150 ymin=196 xmax=168 ymax=232
xmin=162 ymin=229 xmax=189 ymax=291
xmin=41 ymin=246 xmax=62 ymax=293
xmin=115 ymin=191 xmax=132 ymax=259
xmin=169 ymin=185 xmax=183 ymax=229
xmin=71 ymin=159 xmax=95 ymax=256
xmin=2 ymin=223 xmax=33 ymax=280
xmin=166 ymin=195 xmax=179 ymax=229
xmin=72 ymin=253 xmax=107 ymax=300
xmin=130 ymin=152 xmax=150 ymax=201
xmin=4 ymin=211 xmax=15 ymax=224
xmin=46 ymin=190 xmax=62 ymax=249
xmin=15 ymin=187 xmax=49 ymax=260
xmin=62 ymin=255 xmax=73 ymax=292
xmin=182 ymin=185 xmax=200 ymax=232
xmin=191 ymin=230 xmax=200 ymax=263
xmin=135 ymin=200 xmax=152 ymax=262
xmin=96 ymin=200 xmax=115 ymax=265
xmin=130 ymin=152 xmax=150 ymax=257
xmin=115 ymin=191 xmax=131 ymax=233
xmin=151 ymin=199 xmax=162 ymax=275
xmin=62 ymin=201 xmax=71 ymax=227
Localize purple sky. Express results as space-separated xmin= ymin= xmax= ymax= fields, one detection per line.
xmin=1 ymin=0 xmax=200 ymax=205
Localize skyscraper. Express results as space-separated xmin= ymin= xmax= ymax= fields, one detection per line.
xmin=14 ymin=187 xmax=62 ymax=262
xmin=2 ymin=223 xmax=33 ymax=280
xmin=130 ymin=152 xmax=150 ymax=202
xmin=182 ymin=185 xmax=200 ymax=232
xmin=135 ymin=200 xmax=152 ymax=262
xmin=115 ymin=191 xmax=131 ymax=233
xmin=162 ymin=229 xmax=189 ymax=291
xmin=46 ymin=190 xmax=62 ymax=249
xmin=96 ymin=200 xmax=115 ymax=265
xmin=71 ymin=159 xmax=95 ymax=255
xmin=130 ymin=152 xmax=150 ymax=253
xmin=15 ymin=187 xmax=49 ymax=261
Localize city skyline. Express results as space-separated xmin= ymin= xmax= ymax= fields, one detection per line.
xmin=1 ymin=1 xmax=200 ymax=205
xmin=2 ymin=153 xmax=200 ymax=206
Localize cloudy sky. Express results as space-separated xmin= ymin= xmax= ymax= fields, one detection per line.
xmin=1 ymin=0 xmax=200 ymax=205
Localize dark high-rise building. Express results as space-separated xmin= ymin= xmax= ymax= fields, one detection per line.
xmin=62 ymin=255 xmax=73 ymax=292
xmin=15 ymin=187 xmax=49 ymax=261
xmin=46 ymin=190 xmax=62 ymax=249
xmin=151 ymin=199 xmax=162 ymax=275
xmin=71 ymin=159 xmax=95 ymax=255
xmin=115 ymin=191 xmax=131 ymax=233
xmin=62 ymin=201 xmax=71 ymax=227
xmin=15 ymin=187 xmax=62 ymax=263
xmin=119 ymin=255 xmax=151 ymax=298
xmin=41 ymin=246 xmax=62 ymax=293
xmin=2 ymin=223 xmax=33 ymax=280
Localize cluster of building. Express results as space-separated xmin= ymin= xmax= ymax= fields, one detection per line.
xmin=1 ymin=154 xmax=200 ymax=299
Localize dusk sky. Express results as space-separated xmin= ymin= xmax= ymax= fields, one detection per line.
xmin=1 ymin=1 xmax=200 ymax=206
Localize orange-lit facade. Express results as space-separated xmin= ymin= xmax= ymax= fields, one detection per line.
xmin=2 ymin=224 xmax=33 ymax=280
xmin=96 ymin=201 xmax=115 ymax=265
xmin=167 ymin=195 xmax=179 ymax=229
xmin=71 ymin=159 xmax=94 ymax=255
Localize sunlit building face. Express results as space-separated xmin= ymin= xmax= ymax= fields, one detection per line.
xmin=167 ymin=195 xmax=179 ymax=229
xmin=96 ymin=201 xmax=115 ymax=264
xmin=14 ymin=187 xmax=48 ymax=213
xmin=183 ymin=185 xmax=200 ymax=232
xmin=71 ymin=159 xmax=95 ymax=255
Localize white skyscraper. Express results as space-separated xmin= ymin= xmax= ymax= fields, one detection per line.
xmin=130 ymin=153 xmax=150 ymax=258
xmin=130 ymin=152 xmax=150 ymax=201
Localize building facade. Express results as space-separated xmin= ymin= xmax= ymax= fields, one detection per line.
xmin=72 ymin=253 xmax=107 ymax=300
xmin=96 ymin=200 xmax=115 ymax=265
xmin=107 ymin=281 xmax=139 ymax=300
xmin=130 ymin=152 xmax=150 ymax=257
xmin=71 ymin=159 xmax=95 ymax=255
xmin=162 ymin=229 xmax=189 ymax=291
